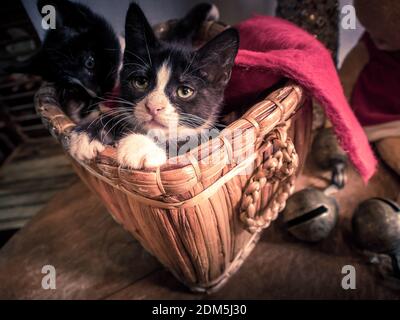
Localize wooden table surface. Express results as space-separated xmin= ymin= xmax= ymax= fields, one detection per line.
xmin=0 ymin=138 xmax=77 ymax=231
xmin=0 ymin=156 xmax=400 ymax=299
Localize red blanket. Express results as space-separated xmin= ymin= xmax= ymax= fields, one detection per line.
xmin=225 ymin=15 xmax=376 ymax=182
xmin=351 ymin=33 xmax=400 ymax=126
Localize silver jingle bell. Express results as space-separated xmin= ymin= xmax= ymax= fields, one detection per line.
xmin=352 ymin=198 xmax=400 ymax=278
xmin=312 ymin=127 xmax=347 ymax=170
xmin=352 ymin=198 xmax=400 ymax=254
xmin=312 ymin=127 xmax=348 ymax=188
xmin=282 ymin=187 xmax=339 ymax=242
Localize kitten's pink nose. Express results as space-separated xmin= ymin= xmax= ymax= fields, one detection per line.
xmin=145 ymin=103 xmax=165 ymax=116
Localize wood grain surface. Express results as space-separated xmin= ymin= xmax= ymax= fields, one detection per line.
xmin=0 ymin=137 xmax=77 ymax=230
xmin=0 ymin=155 xmax=399 ymax=299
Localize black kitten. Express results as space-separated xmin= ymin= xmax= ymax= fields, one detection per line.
xmin=161 ymin=2 xmax=219 ymax=44
xmin=12 ymin=0 xmax=121 ymax=122
xmin=70 ymin=3 xmax=238 ymax=169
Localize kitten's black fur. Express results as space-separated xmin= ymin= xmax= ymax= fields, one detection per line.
xmin=122 ymin=3 xmax=237 ymax=131
xmin=161 ymin=3 xmax=219 ymax=44
xmin=81 ymin=2 xmax=238 ymax=148
xmin=11 ymin=0 xmax=121 ymax=122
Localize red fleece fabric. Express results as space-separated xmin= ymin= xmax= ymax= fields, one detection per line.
xmin=225 ymin=15 xmax=376 ymax=182
xmin=351 ymin=33 xmax=400 ymax=126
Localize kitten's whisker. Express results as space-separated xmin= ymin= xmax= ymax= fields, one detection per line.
xmin=179 ymin=112 xmax=225 ymax=128
xmin=123 ymin=62 xmax=148 ymax=69
xmin=84 ymin=116 xmax=102 ymax=129
xmin=85 ymin=111 xmax=120 ymax=129
xmin=143 ymin=30 xmax=153 ymax=67
xmin=93 ymin=99 xmax=136 ymax=108
xmin=184 ymin=59 xmax=213 ymax=76
xmin=96 ymin=95 xmax=133 ymax=104
xmin=125 ymin=69 xmax=149 ymax=79
xmin=124 ymin=48 xmax=150 ymax=68
xmin=182 ymin=52 xmax=197 ymax=77
xmin=101 ymin=114 xmax=131 ymax=143
xmin=101 ymin=107 xmax=132 ymax=113
xmin=105 ymin=66 xmax=120 ymax=81
xmin=92 ymin=112 xmax=126 ymax=132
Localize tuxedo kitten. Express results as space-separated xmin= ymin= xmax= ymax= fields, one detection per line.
xmin=70 ymin=3 xmax=238 ymax=169
xmin=12 ymin=0 xmax=121 ymax=122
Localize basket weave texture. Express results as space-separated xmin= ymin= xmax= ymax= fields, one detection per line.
xmin=34 ymin=21 xmax=312 ymax=293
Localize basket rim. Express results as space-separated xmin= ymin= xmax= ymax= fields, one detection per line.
xmin=35 ymin=81 xmax=305 ymax=201
xmin=33 ymin=19 xmax=306 ymax=200
xmin=35 ymin=81 xmax=304 ymax=170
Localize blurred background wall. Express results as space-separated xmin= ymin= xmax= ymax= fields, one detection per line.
xmin=22 ymin=0 xmax=276 ymax=39
xmin=21 ymin=0 xmax=364 ymax=66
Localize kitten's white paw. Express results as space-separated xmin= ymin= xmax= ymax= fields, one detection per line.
xmin=69 ymin=131 xmax=105 ymax=161
xmin=117 ymin=134 xmax=167 ymax=169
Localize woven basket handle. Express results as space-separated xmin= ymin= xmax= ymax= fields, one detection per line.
xmin=34 ymin=84 xmax=76 ymax=143
xmin=240 ymin=122 xmax=299 ymax=234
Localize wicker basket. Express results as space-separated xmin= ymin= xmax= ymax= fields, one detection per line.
xmin=34 ymin=21 xmax=312 ymax=293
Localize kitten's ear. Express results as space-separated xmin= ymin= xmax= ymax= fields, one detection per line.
xmin=124 ymin=2 xmax=158 ymax=54
xmin=165 ymin=3 xmax=220 ymax=44
xmin=196 ymin=28 xmax=239 ymax=87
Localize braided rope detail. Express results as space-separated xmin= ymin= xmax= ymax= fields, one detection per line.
xmin=240 ymin=123 xmax=299 ymax=234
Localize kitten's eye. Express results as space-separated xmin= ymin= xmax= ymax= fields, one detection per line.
xmin=177 ymin=86 xmax=194 ymax=99
xmin=132 ymin=77 xmax=149 ymax=90
xmin=85 ymin=56 xmax=95 ymax=70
